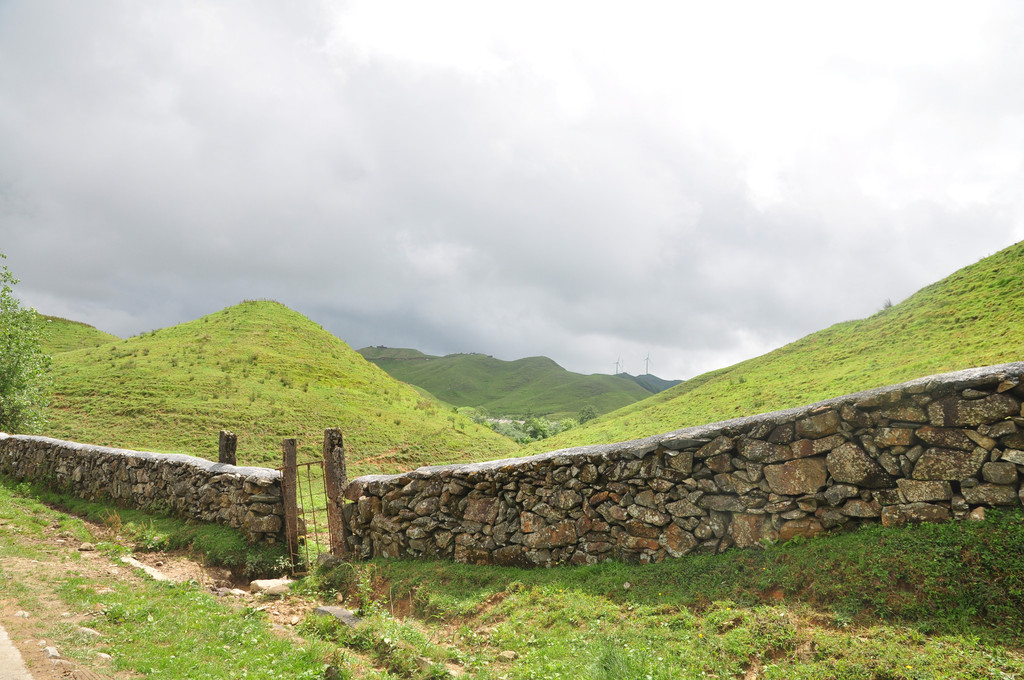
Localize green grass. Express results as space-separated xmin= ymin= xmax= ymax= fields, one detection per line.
xmin=45 ymin=300 xmax=518 ymax=474
xmin=39 ymin=315 xmax=120 ymax=354
xmin=64 ymin=580 xmax=336 ymax=680
xmin=3 ymin=478 xmax=290 ymax=577
xmin=358 ymin=349 xmax=669 ymax=420
xmin=528 ymin=239 xmax=1024 ymax=452
xmin=4 ymin=461 xmax=1024 ymax=678
xmin=0 ymin=478 xmax=342 ymax=679
xmin=309 ymin=511 xmax=1024 ymax=679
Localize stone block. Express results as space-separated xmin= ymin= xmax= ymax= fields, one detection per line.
xmin=881 ymin=503 xmax=951 ymax=527
xmin=661 ymin=523 xmax=699 ymax=556
xmin=927 ymin=393 xmax=1020 ymax=427
xmin=779 ymin=518 xmax=825 ymax=541
xmin=729 ymin=513 xmax=772 ymax=549
xmin=874 ymin=427 xmax=915 ymax=447
xmin=626 ymin=505 xmax=672 ymax=526
xmin=737 ymin=438 xmax=789 ymax=463
xmin=981 ymin=461 xmax=1018 ymax=485
xmin=795 ymin=411 xmax=841 ymax=439
xmin=840 ymin=499 xmax=881 ymax=517
xmin=896 ymin=479 xmax=952 ymax=502
xmin=961 ymin=483 xmax=1019 ymax=506
xmin=911 ymin=447 xmax=988 ymax=481
xmin=826 ymin=443 xmax=894 ymax=488
xmin=763 ymin=458 xmax=828 ymax=495
xmin=914 ymin=426 xmax=975 ymax=451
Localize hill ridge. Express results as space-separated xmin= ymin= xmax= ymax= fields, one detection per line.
xmin=526 ymin=238 xmax=1024 ymax=451
xmin=45 ymin=300 xmax=518 ymax=474
xmin=358 ymin=346 xmax=681 ymax=419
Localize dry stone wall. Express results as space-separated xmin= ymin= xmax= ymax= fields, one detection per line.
xmin=341 ymin=362 xmax=1024 ymax=566
xmin=0 ymin=434 xmax=285 ymax=544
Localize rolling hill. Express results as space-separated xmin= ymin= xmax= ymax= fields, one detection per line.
xmin=526 ymin=238 xmax=1024 ymax=452
xmin=44 ymin=301 xmax=519 ymax=475
xmin=357 ymin=347 xmax=680 ymax=419
xmin=40 ymin=315 xmax=119 ymax=354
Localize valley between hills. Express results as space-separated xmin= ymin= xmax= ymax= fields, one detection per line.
xmin=7 ymin=239 xmax=1023 ymax=680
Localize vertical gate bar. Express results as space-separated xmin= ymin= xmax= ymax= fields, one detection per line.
xmin=281 ymin=438 xmax=299 ymax=572
xmin=311 ymin=458 xmax=327 ymax=561
xmin=323 ymin=428 xmax=348 ymax=556
xmin=302 ymin=461 xmax=317 ymax=568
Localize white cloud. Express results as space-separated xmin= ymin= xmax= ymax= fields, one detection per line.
xmin=1 ymin=0 xmax=1022 ymax=380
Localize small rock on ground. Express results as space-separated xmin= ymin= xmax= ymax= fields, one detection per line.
xmin=313 ymin=606 xmax=362 ymax=628
xmin=250 ymin=578 xmax=294 ymax=595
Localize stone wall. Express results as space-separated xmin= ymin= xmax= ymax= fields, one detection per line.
xmin=341 ymin=363 xmax=1024 ymax=566
xmin=0 ymin=434 xmax=285 ymax=544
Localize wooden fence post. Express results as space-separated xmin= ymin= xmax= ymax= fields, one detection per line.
xmin=323 ymin=428 xmax=348 ymax=556
xmin=218 ymin=430 xmax=237 ymax=465
xmin=281 ymin=438 xmax=299 ymax=567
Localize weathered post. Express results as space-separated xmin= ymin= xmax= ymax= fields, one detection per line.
xmin=218 ymin=430 xmax=237 ymax=465
xmin=281 ymin=438 xmax=299 ymax=567
xmin=323 ymin=428 xmax=348 ymax=556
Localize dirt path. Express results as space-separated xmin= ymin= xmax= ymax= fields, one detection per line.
xmin=0 ymin=514 xmax=317 ymax=679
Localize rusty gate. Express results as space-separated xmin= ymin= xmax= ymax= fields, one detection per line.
xmin=278 ymin=429 xmax=348 ymax=576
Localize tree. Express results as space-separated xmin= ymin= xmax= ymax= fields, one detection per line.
xmin=0 ymin=253 xmax=51 ymax=433
xmin=578 ymin=405 xmax=598 ymax=424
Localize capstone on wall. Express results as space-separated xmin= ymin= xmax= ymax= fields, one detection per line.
xmin=0 ymin=434 xmax=285 ymax=544
xmin=341 ymin=363 xmax=1024 ymax=566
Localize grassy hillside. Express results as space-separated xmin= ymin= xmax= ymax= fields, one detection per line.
xmin=358 ymin=349 xmax=665 ymax=419
xmin=529 ymin=239 xmax=1024 ymax=452
xmin=40 ymin=315 xmax=119 ymax=354
xmin=4 ymin=478 xmax=1022 ymax=679
xmin=45 ymin=301 xmax=518 ymax=474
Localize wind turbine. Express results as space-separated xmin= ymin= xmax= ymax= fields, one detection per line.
xmin=644 ymin=353 xmax=651 ymax=376
xmin=614 ymin=356 xmax=621 ymax=375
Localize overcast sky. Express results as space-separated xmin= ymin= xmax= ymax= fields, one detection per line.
xmin=2 ymin=1 xmax=1022 ymax=379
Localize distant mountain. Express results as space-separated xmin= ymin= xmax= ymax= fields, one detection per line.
xmin=622 ymin=373 xmax=683 ymax=393
xmin=527 ymin=238 xmax=1024 ymax=452
xmin=357 ymin=347 xmax=681 ymax=419
xmin=46 ymin=301 xmax=518 ymax=474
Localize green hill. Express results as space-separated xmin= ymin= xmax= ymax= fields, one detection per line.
xmin=357 ymin=349 xmax=673 ymax=419
xmin=527 ymin=239 xmax=1024 ymax=452
xmin=40 ymin=315 xmax=119 ymax=354
xmin=45 ymin=301 xmax=518 ymax=475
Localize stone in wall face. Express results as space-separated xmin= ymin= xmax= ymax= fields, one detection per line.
xmin=896 ymin=479 xmax=953 ymax=503
xmin=795 ymin=411 xmax=841 ymax=439
xmin=840 ymin=499 xmax=882 ymax=518
xmin=660 ymin=523 xmax=699 ymax=556
xmin=696 ymin=436 xmax=733 ymax=459
xmin=729 ymin=513 xmax=772 ymax=549
xmin=826 ymin=443 xmax=894 ymax=488
xmin=875 ymin=404 xmax=928 ymax=422
xmin=736 ymin=439 xmax=788 ymax=464
xmin=627 ymin=505 xmax=672 ymax=526
xmin=874 ymin=427 xmax=915 ymax=448
xmin=762 ymin=457 xmax=827 ymax=496
xmin=665 ymin=498 xmax=704 ymax=517
xmin=779 ymin=517 xmax=824 ymax=541
xmin=981 ymin=462 xmax=1019 ymax=485
xmin=463 ymin=497 xmax=499 ymax=524
xmin=961 ymin=483 xmax=1019 ymax=506
xmin=911 ymin=447 xmax=988 ymax=481
xmin=927 ymin=393 xmax=1020 ymax=427
xmin=1000 ymin=449 xmax=1024 ymax=465
xmin=881 ymin=502 xmax=951 ymax=527
xmin=915 ymin=426 xmax=976 ymax=451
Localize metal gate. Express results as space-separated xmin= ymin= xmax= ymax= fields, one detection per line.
xmin=279 ymin=430 xmax=348 ymax=576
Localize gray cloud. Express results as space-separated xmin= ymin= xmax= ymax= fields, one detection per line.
xmin=2 ymin=1 xmax=1022 ymax=380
